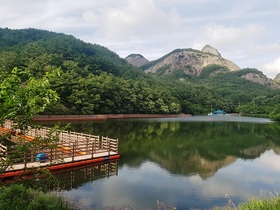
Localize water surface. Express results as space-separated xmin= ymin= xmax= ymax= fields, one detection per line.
xmin=51 ymin=116 xmax=280 ymax=209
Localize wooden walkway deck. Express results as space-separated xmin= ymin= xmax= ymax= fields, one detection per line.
xmin=0 ymin=120 xmax=120 ymax=178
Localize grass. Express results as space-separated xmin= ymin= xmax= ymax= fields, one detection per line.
xmin=0 ymin=184 xmax=77 ymax=210
xmin=2 ymin=184 xmax=280 ymax=210
xmin=214 ymin=191 xmax=280 ymax=210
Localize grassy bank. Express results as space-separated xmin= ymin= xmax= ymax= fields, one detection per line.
xmin=215 ymin=191 xmax=280 ymax=210
xmin=1 ymin=184 xmax=280 ymax=210
xmin=0 ymin=184 xmax=77 ymax=210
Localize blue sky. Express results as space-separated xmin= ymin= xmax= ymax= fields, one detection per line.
xmin=1 ymin=0 xmax=279 ymax=78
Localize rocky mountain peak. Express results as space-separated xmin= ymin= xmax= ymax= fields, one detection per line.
xmin=144 ymin=47 xmax=240 ymax=76
xmin=274 ymin=73 xmax=280 ymax=83
xmin=125 ymin=54 xmax=149 ymax=67
xmin=201 ymin=45 xmax=221 ymax=57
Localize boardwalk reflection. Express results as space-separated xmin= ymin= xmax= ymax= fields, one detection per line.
xmin=54 ymin=160 xmax=118 ymax=190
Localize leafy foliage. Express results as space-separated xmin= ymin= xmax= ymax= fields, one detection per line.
xmin=0 ymin=184 xmax=73 ymax=210
xmin=198 ymin=64 xmax=229 ymax=79
xmin=0 ymin=28 xmax=279 ymax=118
xmin=0 ymin=67 xmax=60 ymax=127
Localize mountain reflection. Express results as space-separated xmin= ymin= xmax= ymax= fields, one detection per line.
xmin=47 ymin=118 xmax=280 ymax=179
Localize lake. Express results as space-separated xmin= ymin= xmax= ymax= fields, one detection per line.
xmin=50 ymin=116 xmax=280 ymax=210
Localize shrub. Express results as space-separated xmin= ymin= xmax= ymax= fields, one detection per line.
xmin=27 ymin=193 xmax=71 ymax=210
xmin=0 ymin=184 xmax=33 ymax=209
xmin=0 ymin=184 xmax=74 ymax=210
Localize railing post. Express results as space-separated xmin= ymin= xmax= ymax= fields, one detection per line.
xmin=72 ymin=143 xmax=75 ymax=161
xmin=5 ymin=145 xmax=8 ymax=160
xmin=109 ymin=138 xmax=111 ymax=155
xmin=91 ymin=141 xmax=94 ymax=158
xmin=50 ymin=148 xmax=53 ymax=164
xmin=24 ymin=152 xmax=27 ymax=168
xmin=86 ymin=137 xmax=89 ymax=154
xmin=117 ymin=139 xmax=119 ymax=154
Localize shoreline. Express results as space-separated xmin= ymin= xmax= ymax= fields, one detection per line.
xmin=33 ymin=114 xmax=192 ymax=121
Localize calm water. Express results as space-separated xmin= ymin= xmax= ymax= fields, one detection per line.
xmin=49 ymin=116 xmax=280 ymax=210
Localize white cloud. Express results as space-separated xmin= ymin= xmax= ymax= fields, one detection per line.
xmin=258 ymin=150 xmax=280 ymax=170
xmin=0 ymin=0 xmax=280 ymax=78
xmin=192 ymin=24 xmax=265 ymax=52
xmin=82 ymin=0 xmax=182 ymax=41
xmin=253 ymin=44 xmax=280 ymax=54
xmin=263 ymin=57 xmax=280 ymax=79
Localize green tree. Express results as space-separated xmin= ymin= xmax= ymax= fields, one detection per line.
xmin=0 ymin=67 xmax=61 ymax=174
xmin=0 ymin=67 xmax=60 ymax=127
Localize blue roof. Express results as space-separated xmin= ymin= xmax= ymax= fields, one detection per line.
xmin=212 ymin=109 xmax=227 ymax=114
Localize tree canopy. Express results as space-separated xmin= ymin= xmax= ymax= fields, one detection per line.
xmin=0 ymin=28 xmax=279 ymax=119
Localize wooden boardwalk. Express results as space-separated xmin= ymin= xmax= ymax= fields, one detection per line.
xmin=0 ymin=120 xmax=120 ymax=178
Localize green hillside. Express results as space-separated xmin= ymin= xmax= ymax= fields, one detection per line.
xmin=0 ymin=28 xmax=279 ymax=120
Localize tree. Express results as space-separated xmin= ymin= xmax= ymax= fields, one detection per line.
xmin=0 ymin=67 xmax=60 ymax=175
xmin=0 ymin=67 xmax=60 ymax=128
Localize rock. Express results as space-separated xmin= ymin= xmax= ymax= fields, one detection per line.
xmin=241 ymin=71 xmax=280 ymax=89
xmin=144 ymin=47 xmax=240 ymax=76
xmin=125 ymin=54 xmax=149 ymax=67
xmin=274 ymin=73 xmax=280 ymax=83
xmin=201 ymin=45 xmax=221 ymax=57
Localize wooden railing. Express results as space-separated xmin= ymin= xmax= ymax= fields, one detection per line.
xmin=101 ymin=136 xmax=118 ymax=155
xmin=1 ymin=120 xmax=119 ymax=164
xmin=0 ymin=144 xmax=7 ymax=161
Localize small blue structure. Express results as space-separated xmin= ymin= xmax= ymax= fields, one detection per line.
xmin=36 ymin=153 xmax=48 ymax=163
xmin=208 ymin=109 xmax=227 ymax=116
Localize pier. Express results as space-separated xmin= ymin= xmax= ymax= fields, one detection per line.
xmin=0 ymin=120 xmax=120 ymax=178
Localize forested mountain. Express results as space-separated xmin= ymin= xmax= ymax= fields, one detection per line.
xmin=0 ymin=28 xmax=279 ymax=120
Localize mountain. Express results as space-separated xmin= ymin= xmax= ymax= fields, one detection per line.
xmin=139 ymin=45 xmax=280 ymax=88
xmin=275 ymin=73 xmax=280 ymax=84
xmin=1 ymin=28 xmax=279 ymax=118
xmin=142 ymin=45 xmax=240 ymax=76
xmin=125 ymin=54 xmax=149 ymax=67
xmin=0 ymin=28 xmax=142 ymax=78
xmin=201 ymin=44 xmax=221 ymax=57
xmin=241 ymin=70 xmax=279 ymax=89
xmin=0 ymin=28 xmax=185 ymax=115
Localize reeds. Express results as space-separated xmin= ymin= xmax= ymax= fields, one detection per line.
xmin=214 ymin=190 xmax=280 ymax=210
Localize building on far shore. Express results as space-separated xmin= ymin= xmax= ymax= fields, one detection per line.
xmin=208 ymin=109 xmax=227 ymax=116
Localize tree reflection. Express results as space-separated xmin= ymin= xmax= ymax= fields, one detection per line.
xmin=48 ymin=119 xmax=280 ymax=179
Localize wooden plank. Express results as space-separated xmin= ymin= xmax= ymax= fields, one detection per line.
xmin=4 ymin=151 xmax=117 ymax=172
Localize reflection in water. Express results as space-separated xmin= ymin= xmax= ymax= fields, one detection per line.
xmin=65 ymin=118 xmax=280 ymax=179
xmin=62 ymin=150 xmax=280 ymax=210
xmin=54 ymin=161 xmax=118 ymax=190
xmin=42 ymin=117 xmax=280 ymax=209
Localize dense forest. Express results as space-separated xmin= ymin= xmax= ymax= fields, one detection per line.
xmin=0 ymin=28 xmax=279 ymax=121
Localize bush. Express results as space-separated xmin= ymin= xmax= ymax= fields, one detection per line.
xmin=0 ymin=184 xmax=33 ymax=209
xmin=27 ymin=193 xmax=71 ymax=210
xmin=0 ymin=184 xmax=74 ymax=210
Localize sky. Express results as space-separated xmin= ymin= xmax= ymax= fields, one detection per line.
xmin=0 ymin=0 xmax=280 ymax=79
